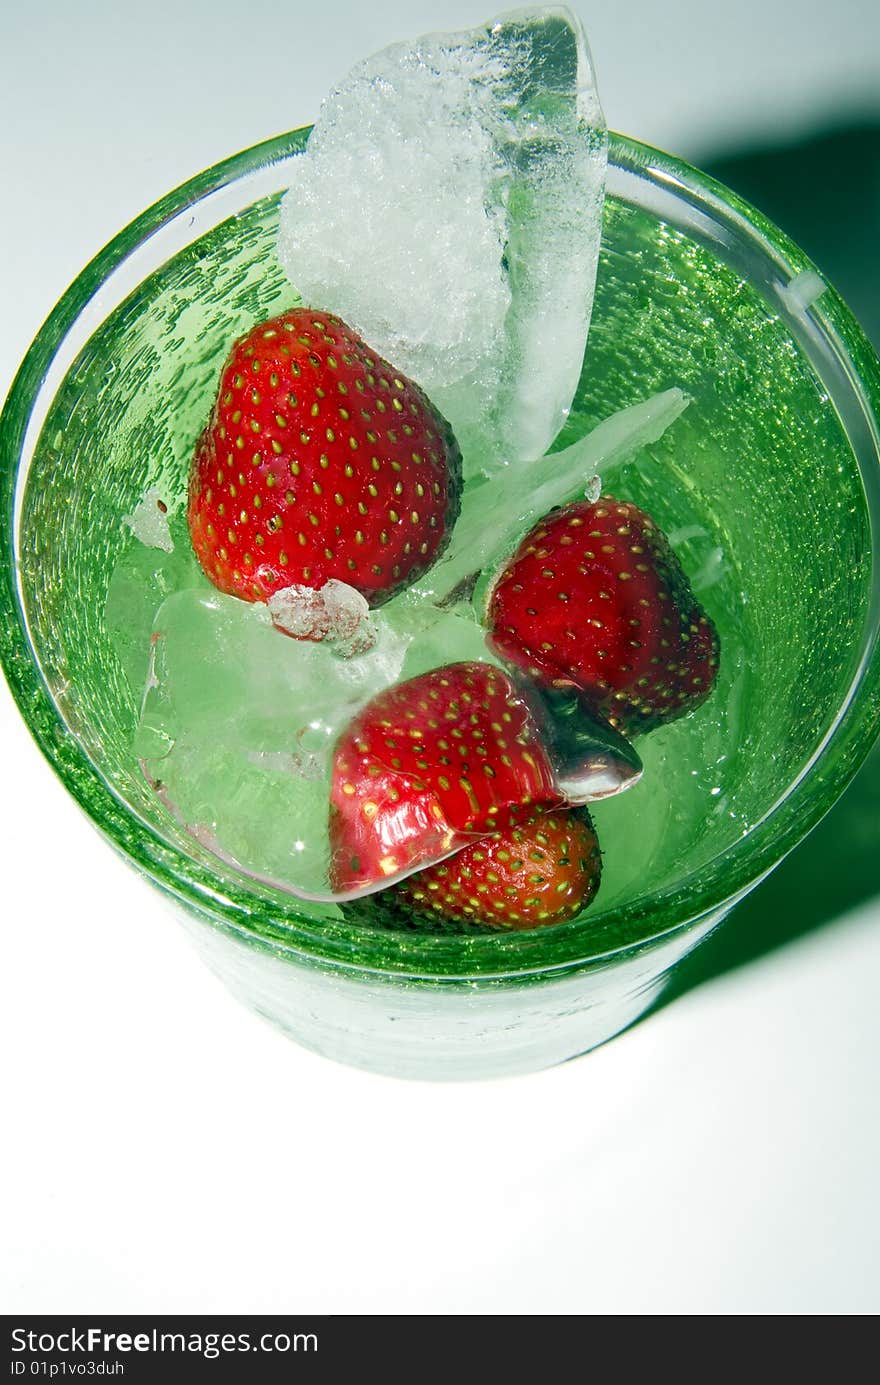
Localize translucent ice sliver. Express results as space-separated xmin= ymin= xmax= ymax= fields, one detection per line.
xmin=277 ymin=6 xmax=607 ymax=477
xmin=416 ymin=387 xmax=691 ymax=602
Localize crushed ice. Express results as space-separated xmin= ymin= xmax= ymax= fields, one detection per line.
xmin=268 ymin=579 xmax=378 ymax=655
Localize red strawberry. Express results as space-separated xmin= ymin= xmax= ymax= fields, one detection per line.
xmin=391 ymin=807 xmax=602 ymax=930
xmin=488 ymin=497 xmax=720 ymax=733
xmin=329 ymin=661 xmax=563 ymax=894
xmin=188 ymin=307 xmax=461 ymax=608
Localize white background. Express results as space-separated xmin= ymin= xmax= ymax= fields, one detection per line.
xmin=2 ymin=0 xmax=880 ymax=1315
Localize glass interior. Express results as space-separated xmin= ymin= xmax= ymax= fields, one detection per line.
xmin=4 ymin=132 xmax=879 ymax=976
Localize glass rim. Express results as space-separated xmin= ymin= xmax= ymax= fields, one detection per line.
xmin=2 ymin=127 xmax=879 ymax=981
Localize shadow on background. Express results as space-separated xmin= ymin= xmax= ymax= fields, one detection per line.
xmin=653 ymin=122 xmax=880 ymax=1007
xmin=708 ymin=122 xmax=880 ymax=347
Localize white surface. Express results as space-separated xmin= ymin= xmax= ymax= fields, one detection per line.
xmin=2 ymin=0 xmax=879 ymax=1317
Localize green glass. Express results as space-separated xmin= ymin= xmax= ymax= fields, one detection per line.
xmin=2 ymin=131 xmax=879 ymax=1079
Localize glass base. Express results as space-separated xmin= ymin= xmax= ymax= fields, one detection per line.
xmin=176 ymin=905 xmax=729 ymax=1080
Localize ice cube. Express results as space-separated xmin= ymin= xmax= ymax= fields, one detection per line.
xmin=104 ymin=511 xmax=201 ymax=696
xmin=381 ymin=596 xmax=498 ymax=680
xmin=777 ymin=268 xmax=826 ymax=315
xmin=136 ymin=588 xmax=416 ymax=895
xmin=691 ymin=546 xmax=727 ymax=594
xmin=666 ymin=523 xmax=728 ymax=594
xmin=277 ymin=6 xmax=607 ymax=477
xmin=145 ymin=739 xmax=333 ymax=897
xmin=122 ymin=488 xmax=175 ymax=552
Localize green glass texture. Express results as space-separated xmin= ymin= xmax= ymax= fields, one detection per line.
xmin=1 ymin=132 xmax=879 ymax=987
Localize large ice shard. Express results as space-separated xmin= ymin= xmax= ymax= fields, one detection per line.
xmin=277 ymin=6 xmax=607 ymax=478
